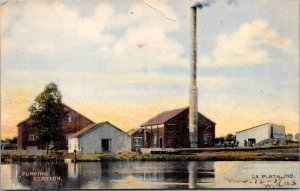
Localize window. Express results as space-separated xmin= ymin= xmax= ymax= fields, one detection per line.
xmin=203 ymin=134 xmax=212 ymax=145
xmin=134 ymin=137 xmax=142 ymax=146
xmin=29 ymin=134 xmax=36 ymax=141
xmin=68 ymin=115 xmax=72 ymax=123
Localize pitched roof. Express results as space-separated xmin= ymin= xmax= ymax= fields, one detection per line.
xmin=141 ymin=107 xmax=188 ymax=127
xmin=236 ymin=123 xmax=284 ymax=134
xmin=68 ymin=121 xmax=131 ymax=139
xmin=141 ymin=107 xmax=216 ymax=127
xmin=62 ymin=103 xmax=95 ymax=124
xmin=17 ymin=103 xmax=95 ymax=127
xmin=68 ymin=122 xmax=104 ymax=139
xmin=127 ymin=128 xmax=140 ymax=135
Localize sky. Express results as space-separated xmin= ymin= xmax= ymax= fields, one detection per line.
xmin=1 ymin=0 xmax=299 ymax=139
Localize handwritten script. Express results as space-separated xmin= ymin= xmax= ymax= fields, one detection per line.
xmin=225 ymin=174 xmax=297 ymax=188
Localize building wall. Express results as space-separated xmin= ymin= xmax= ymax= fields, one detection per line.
xmin=143 ymin=110 xmax=215 ymax=148
xmin=270 ymin=124 xmax=285 ymax=139
xmin=164 ymin=109 xmax=189 ymax=148
xmin=131 ymin=129 xmax=152 ymax=150
xmin=198 ymin=113 xmax=215 ymax=147
xmin=61 ymin=106 xmax=94 ymax=135
xmin=68 ymin=138 xmax=79 ymax=153
xmin=74 ymin=123 xmax=131 ymax=154
xmin=17 ymin=105 xmax=94 ymax=150
xmin=236 ymin=123 xmax=285 ymax=146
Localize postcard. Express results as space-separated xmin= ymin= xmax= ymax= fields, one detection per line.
xmin=1 ymin=0 xmax=299 ymax=190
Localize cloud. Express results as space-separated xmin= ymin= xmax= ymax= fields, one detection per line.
xmin=111 ymin=2 xmax=187 ymax=70
xmin=2 ymin=1 xmax=115 ymax=56
xmin=200 ymin=19 xmax=292 ymax=67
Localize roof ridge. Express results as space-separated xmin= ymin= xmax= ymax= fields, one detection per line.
xmin=141 ymin=106 xmax=189 ymax=127
xmin=62 ymin=103 xmax=95 ymax=124
xmin=68 ymin=121 xmax=131 ymax=138
xmin=17 ymin=103 xmax=95 ymax=127
xmin=236 ymin=123 xmax=281 ymax=133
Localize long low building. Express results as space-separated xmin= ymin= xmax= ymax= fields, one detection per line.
xmin=236 ymin=123 xmax=285 ymax=146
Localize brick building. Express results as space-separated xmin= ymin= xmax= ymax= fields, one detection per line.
xmin=130 ymin=107 xmax=215 ymax=149
xmin=17 ymin=104 xmax=95 ymax=150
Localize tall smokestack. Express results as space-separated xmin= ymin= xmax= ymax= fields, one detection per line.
xmin=189 ymin=6 xmax=198 ymax=148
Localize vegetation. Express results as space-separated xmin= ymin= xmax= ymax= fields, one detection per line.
xmin=2 ymin=144 xmax=298 ymax=162
xmin=28 ymin=83 xmax=67 ymax=155
xmin=295 ymin=133 xmax=300 ymax=141
xmin=285 ymin=133 xmax=293 ymax=141
xmin=1 ymin=137 xmax=18 ymax=144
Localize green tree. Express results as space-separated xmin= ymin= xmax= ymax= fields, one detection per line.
xmin=295 ymin=133 xmax=300 ymax=142
xmin=29 ymin=83 xmax=67 ymax=155
xmin=7 ymin=137 xmax=18 ymax=144
xmin=285 ymin=133 xmax=293 ymax=141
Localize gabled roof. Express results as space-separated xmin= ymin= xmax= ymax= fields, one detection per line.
xmin=62 ymin=103 xmax=95 ymax=124
xmin=127 ymin=128 xmax=140 ymax=135
xmin=68 ymin=123 xmax=101 ymax=139
xmin=141 ymin=107 xmax=215 ymax=127
xmin=17 ymin=103 xmax=95 ymax=127
xmin=141 ymin=107 xmax=188 ymax=126
xmin=68 ymin=121 xmax=131 ymax=139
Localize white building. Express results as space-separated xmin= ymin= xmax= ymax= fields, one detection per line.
xmin=236 ymin=123 xmax=285 ymax=147
xmin=68 ymin=121 xmax=131 ymax=154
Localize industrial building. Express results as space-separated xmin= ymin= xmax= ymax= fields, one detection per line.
xmin=129 ymin=107 xmax=215 ymax=150
xmin=68 ymin=121 xmax=131 ymax=154
xmin=17 ymin=104 xmax=95 ymax=151
xmin=236 ymin=123 xmax=285 ymax=146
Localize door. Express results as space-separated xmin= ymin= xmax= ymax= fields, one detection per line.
xmin=173 ymin=138 xmax=179 ymax=148
xmin=248 ymin=138 xmax=256 ymax=146
xmin=102 ymin=139 xmax=110 ymax=152
xmin=159 ymin=138 xmax=163 ymax=148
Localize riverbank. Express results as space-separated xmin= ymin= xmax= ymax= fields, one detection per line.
xmin=1 ymin=145 xmax=298 ymax=162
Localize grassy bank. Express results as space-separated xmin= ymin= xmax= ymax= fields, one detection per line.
xmin=2 ymin=146 xmax=298 ymax=162
xmin=1 ymin=154 xmax=65 ymax=162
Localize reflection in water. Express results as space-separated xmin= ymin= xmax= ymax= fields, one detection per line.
xmin=188 ymin=161 xmax=196 ymax=189
xmin=17 ymin=162 xmax=68 ymax=189
xmin=1 ymin=161 xmax=298 ymax=189
xmin=6 ymin=161 xmax=214 ymax=189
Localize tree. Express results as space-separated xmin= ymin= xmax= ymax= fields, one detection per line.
xmin=7 ymin=137 xmax=18 ymax=144
xmin=29 ymin=83 xmax=67 ymax=155
xmin=295 ymin=133 xmax=300 ymax=142
xmin=285 ymin=133 xmax=293 ymax=141
xmin=225 ymin=134 xmax=236 ymax=142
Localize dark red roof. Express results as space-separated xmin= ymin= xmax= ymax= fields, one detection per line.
xmin=141 ymin=107 xmax=216 ymax=127
xmin=141 ymin=107 xmax=188 ymax=127
xmin=68 ymin=122 xmax=104 ymax=139
xmin=17 ymin=103 xmax=95 ymax=127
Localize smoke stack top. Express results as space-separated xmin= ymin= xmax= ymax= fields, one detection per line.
xmin=191 ymin=0 xmax=215 ymax=9
xmin=191 ymin=2 xmax=203 ymax=9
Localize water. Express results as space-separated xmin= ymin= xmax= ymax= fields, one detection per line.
xmin=1 ymin=161 xmax=299 ymax=189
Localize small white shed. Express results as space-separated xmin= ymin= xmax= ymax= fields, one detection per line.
xmin=68 ymin=121 xmax=131 ymax=154
xmin=236 ymin=123 xmax=285 ymax=147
